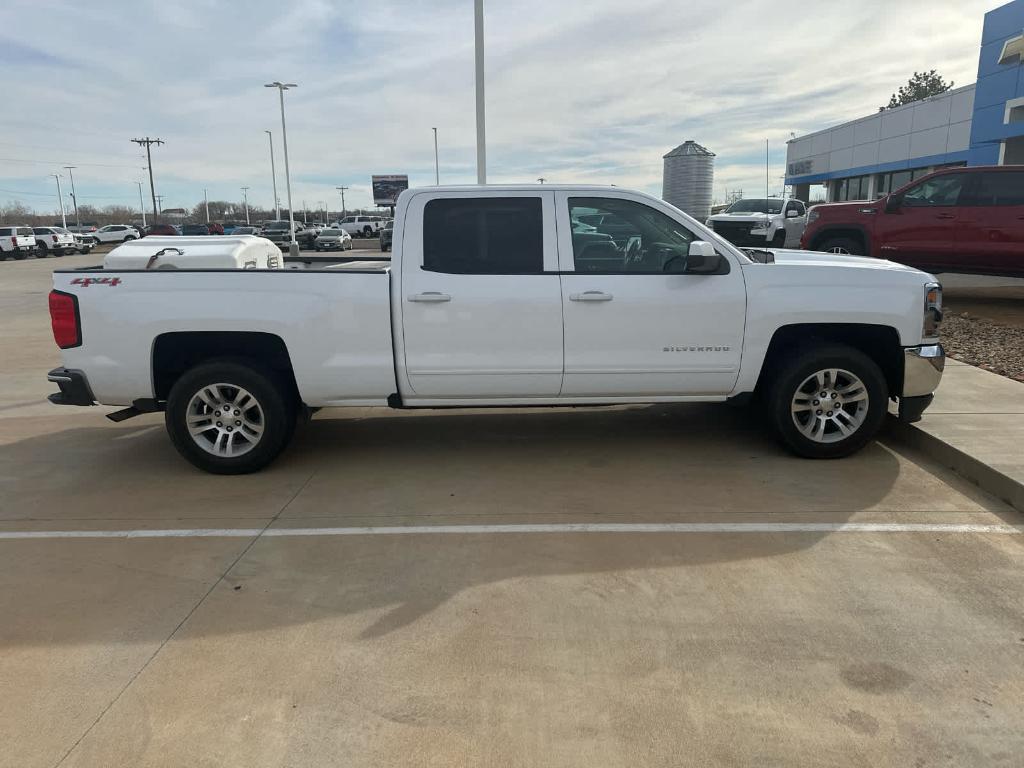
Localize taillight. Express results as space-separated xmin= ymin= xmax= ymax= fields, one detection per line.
xmin=49 ymin=290 xmax=81 ymax=349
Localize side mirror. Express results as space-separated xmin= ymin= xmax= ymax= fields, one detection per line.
xmin=884 ymin=194 xmax=902 ymax=213
xmin=785 ymin=209 xmax=800 ymax=218
xmin=682 ymin=241 xmax=722 ymax=274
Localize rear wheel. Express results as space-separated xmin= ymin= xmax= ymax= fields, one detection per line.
xmin=165 ymin=361 xmax=296 ymax=474
xmin=768 ymin=344 xmax=887 ymax=459
xmin=37 ymin=242 xmax=49 ymax=257
xmin=13 ymin=250 xmax=27 ymax=260
xmin=817 ymin=236 xmax=863 ymax=256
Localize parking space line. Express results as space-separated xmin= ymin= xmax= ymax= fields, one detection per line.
xmin=0 ymin=522 xmax=1021 ymax=540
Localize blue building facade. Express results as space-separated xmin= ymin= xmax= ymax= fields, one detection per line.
xmin=786 ymin=0 xmax=1024 ymax=202
xmin=968 ymin=0 xmax=1024 ymax=165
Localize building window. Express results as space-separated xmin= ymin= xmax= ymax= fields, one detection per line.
xmin=835 ymin=175 xmax=870 ymax=201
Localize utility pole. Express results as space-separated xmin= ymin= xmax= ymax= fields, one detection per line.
xmin=52 ymin=174 xmax=67 ymax=228
xmin=155 ymin=195 xmax=164 ymax=216
xmin=432 ymin=127 xmax=439 ymax=184
xmin=131 ymin=137 xmax=164 ymax=220
xmin=336 ymin=186 xmax=348 ymax=218
xmin=241 ymin=187 xmax=250 ymax=224
xmin=474 ymin=0 xmax=486 ymax=184
xmin=264 ymin=130 xmax=280 ymax=220
xmin=203 ymin=188 xmax=210 ymax=223
xmin=264 ymin=82 xmax=298 ymax=257
xmin=63 ymin=166 xmax=80 ymax=228
xmin=135 ymin=181 xmax=146 ymax=227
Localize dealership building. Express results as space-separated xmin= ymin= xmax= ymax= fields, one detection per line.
xmin=785 ymin=0 xmax=1024 ymax=202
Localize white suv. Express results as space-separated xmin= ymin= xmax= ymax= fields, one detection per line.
xmin=337 ymin=215 xmax=383 ymax=238
xmin=0 ymin=226 xmax=36 ymax=260
xmin=91 ymin=224 xmax=141 ymax=244
xmin=705 ymin=198 xmax=807 ymax=248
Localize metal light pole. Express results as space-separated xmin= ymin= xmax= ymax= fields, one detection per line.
xmin=64 ymin=166 xmax=80 ymax=228
xmin=52 ymin=174 xmax=67 ymax=228
xmin=302 ymin=200 xmax=308 ymax=224
xmin=432 ymin=127 xmax=440 ymax=185
xmin=336 ymin=186 xmax=348 ymax=219
xmin=241 ymin=187 xmax=250 ymax=224
xmin=204 ymin=188 xmax=210 ymax=223
xmin=135 ymin=181 xmax=146 ymax=227
xmin=265 ymin=82 xmax=298 ymax=257
xmin=264 ymin=130 xmax=280 ymax=220
xmin=474 ymin=0 xmax=486 ymax=184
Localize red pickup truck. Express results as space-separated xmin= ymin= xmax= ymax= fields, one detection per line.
xmin=801 ymin=165 xmax=1024 ymax=277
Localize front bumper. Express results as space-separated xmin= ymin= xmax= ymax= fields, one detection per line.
xmin=47 ymin=367 xmax=96 ymax=406
xmin=898 ymin=344 xmax=944 ymax=423
xmin=903 ymin=344 xmax=945 ymax=397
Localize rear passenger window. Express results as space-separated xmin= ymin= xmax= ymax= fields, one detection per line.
xmin=972 ymin=172 xmax=1024 ymax=206
xmin=423 ymin=197 xmax=543 ymax=274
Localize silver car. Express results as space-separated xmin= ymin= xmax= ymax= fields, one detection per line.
xmin=313 ymin=227 xmax=353 ymax=251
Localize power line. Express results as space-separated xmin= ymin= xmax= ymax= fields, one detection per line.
xmin=0 ymin=157 xmax=147 ymax=170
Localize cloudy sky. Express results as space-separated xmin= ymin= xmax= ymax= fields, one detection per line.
xmin=0 ymin=0 xmax=1000 ymax=215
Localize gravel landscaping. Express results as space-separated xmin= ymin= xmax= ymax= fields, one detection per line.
xmin=942 ymin=311 xmax=1024 ymax=383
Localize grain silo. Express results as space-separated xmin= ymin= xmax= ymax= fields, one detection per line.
xmin=662 ymin=141 xmax=715 ymax=220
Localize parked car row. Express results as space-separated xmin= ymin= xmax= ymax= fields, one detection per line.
xmin=702 ymin=166 xmax=1024 ymax=279
xmin=0 ymin=226 xmax=95 ymax=260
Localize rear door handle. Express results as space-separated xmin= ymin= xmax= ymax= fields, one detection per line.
xmin=408 ymin=292 xmax=451 ymax=303
xmin=935 ymin=213 xmax=956 ymax=220
xmin=569 ymin=291 xmax=613 ymax=302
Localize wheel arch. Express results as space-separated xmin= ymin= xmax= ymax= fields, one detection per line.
xmin=754 ymin=323 xmax=902 ymax=399
xmin=152 ymin=331 xmax=300 ymax=404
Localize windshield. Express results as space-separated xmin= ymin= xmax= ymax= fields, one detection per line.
xmin=725 ymin=199 xmax=783 ymax=215
xmin=265 ymin=222 xmax=289 ymax=231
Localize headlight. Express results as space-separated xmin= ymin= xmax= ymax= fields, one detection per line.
xmin=705 ymin=219 xmax=713 ymax=227
xmin=807 ymin=210 xmax=819 ymax=224
xmin=923 ymin=283 xmax=942 ymax=338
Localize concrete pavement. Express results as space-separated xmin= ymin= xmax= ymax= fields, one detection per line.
xmin=891 ymin=357 xmax=1024 ymax=511
xmin=1 ymin=254 xmax=1023 ymax=767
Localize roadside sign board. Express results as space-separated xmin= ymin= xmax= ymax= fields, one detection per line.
xmin=372 ymin=175 xmax=409 ymax=206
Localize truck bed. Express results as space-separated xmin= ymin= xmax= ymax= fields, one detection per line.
xmin=52 ymin=267 xmax=397 ymax=407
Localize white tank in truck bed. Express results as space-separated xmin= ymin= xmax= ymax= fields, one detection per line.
xmin=103 ymin=235 xmax=282 ymax=270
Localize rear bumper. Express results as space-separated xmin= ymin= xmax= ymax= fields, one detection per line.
xmin=47 ymin=367 xmax=96 ymax=406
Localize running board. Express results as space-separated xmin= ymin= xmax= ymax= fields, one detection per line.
xmin=106 ymin=399 xmax=163 ymax=422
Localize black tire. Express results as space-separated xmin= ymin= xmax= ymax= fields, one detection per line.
xmin=13 ymin=250 xmax=27 ymax=260
xmin=123 ymin=235 xmax=136 ymax=242
xmin=37 ymin=242 xmax=49 ymax=257
xmin=770 ymin=230 xmax=787 ymax=248
xmin=768 ymin=343 xmax=887 ymax=459
xmin=165 ymin=360 xmax=296 ymax=474
xmin=362 ymin=226 xmax=372 ymax=237
xmin=817 ymin=236 xmax=863 ymax=256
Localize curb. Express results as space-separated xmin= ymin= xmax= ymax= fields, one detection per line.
xmin=886 ymin=416 xmax=1024 ymax=513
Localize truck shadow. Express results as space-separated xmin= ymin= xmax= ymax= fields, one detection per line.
xmin=0 ymin=403 xmax=1004 ymax=647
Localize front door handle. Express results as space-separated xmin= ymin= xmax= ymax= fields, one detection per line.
xmin=569 ymin=291 xmax=613 ymax=302
xmin=935 ymin=213 xmax=956 ymax=220
xmin=408 ymin=292 xmax=451 ymax=303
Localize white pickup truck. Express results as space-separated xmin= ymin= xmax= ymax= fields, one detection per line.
xmin=706 ymin=197 xmax=807 ymax=248
xmin=46 ymin=185 xmax=945 ymax=474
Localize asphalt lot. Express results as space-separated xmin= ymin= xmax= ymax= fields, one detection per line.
xmin=1 ymin=253 xmax=1023 ymax=767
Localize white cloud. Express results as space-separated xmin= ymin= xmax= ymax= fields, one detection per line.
xmin=0 ymin=0 xmax=996 ymax=214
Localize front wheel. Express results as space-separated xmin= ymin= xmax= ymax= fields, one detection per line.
xmin=123 ymin=235 xmax=136 ymax=242
xmin=770 ymin=230 xmax=786 ymax=248
xmin=165 ymin=361 xmax=296 ymax=474
xmin=768 ymin=344 xmax=887 ymax=459
xmin=817 ymin=236 xmax=863 ymax=256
